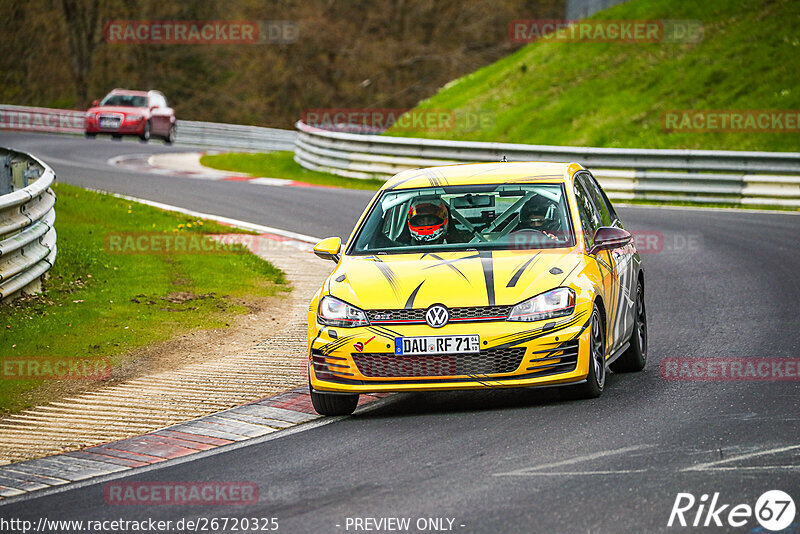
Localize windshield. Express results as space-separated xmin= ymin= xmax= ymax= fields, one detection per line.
xmin=100 ymin=94 xmax=147 ymax=107
xmin=350 ymin=183 xmax=574 ymax=254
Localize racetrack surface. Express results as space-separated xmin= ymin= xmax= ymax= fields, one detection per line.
xmin=1 ymin=132 xmax=799 ymax=533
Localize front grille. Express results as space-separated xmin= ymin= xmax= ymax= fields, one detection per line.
xmin=367 ymin=305 xmax=511 ymax=324
xmin=353 ymin=347 xmax=525 ymax=377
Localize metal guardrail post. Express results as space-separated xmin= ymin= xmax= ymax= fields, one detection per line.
xmin=0 ymin=156 xmax=11 ymax=195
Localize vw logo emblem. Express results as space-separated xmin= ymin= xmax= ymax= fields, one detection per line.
xmin=425 ymin=304 xmax=449 ymax=328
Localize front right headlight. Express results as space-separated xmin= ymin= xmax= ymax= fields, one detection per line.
xmin=317 ymin=296 xmax=369 ymax=327
xmin=507 ymin=287 xmax=576 ymax=322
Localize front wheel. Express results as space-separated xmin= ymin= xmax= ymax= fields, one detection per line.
xmin=310 ymin=388 xmax=358 ymax=416
xmin=139 ymin=121 xmax=151 ymax=142
xmin=610 ymin=280 xmax=647 ymax=373
xmin=563 ymin=305 xmax=605 ymax=399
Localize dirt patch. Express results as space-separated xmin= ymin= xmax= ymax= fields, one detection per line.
xmin=15 ymin=292 xmax=292 ymax=409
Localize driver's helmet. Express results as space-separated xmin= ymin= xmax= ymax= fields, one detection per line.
xmin=408 ymin=198 xmax=449 ymax=242
xmin=520 ymin=195 xmax=556 ymax=230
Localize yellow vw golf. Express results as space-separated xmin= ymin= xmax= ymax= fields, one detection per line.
xmin=308 ymin=162 xmax=646 ymax=415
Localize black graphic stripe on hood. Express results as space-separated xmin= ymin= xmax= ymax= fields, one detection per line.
xmin=479 ymin=250 xmax=495 ymax=306
xmin=421 ymin=252 xmax=470 ymax=281
xmin=370 ymin=255 xmax=401 ymax=300
xmin=405 ymin=281 xmax=425 ymax=309
xmin=506 ymin=253 xmax=540 ymax=288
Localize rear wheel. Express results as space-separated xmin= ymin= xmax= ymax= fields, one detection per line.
xmin=310 ymin=387 xmax=358 ymax=416
xmin=610 ymin=280 xmax=647 ymax=373
xmin=564 ymin=305 xmax=605 ymax=399
xmin=163 ymin=124 xmax=176 ymax=144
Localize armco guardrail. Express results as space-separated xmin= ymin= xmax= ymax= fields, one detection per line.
xmin=0 ymin=147 xmax=57 ymax=302
xmin=0 ymin=104 xmax=296 ymax=152
xmin=294 ymin=121 xmax=800 ymax=207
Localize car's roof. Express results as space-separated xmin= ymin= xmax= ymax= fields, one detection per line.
xmin=382 ymin=161 xmax=585 ymax=190
xmin=108 ymin=89 xmax=150 ymax=96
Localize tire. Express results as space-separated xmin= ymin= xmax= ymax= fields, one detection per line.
xmin=610 ymin=280 xmax=647 ymax=373
xmin=163 ymin=124 xmax=176 ymax=144
xmin=139 ymin=121 xmax=151 ymax=142
xmin=564 ymin=304 xmax=606 ymax=399
xmin=310 ymin=388 xmax=359 ymax=416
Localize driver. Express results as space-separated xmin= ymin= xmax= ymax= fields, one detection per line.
xmin=519 ymin=195 xmax=560 ymax=240
xmin=407 ymin=198 xmax=468 ymax=245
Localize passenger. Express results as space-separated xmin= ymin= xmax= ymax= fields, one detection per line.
xmin=518 ymin=195 xmax=560 ymax=240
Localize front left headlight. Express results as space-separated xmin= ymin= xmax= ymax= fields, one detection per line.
xmin=507 ymin=287 xmax=576 ymax=322
xmin=126 ymin=114 xmax=143 ymax=121
xmin=317 ymin=295 xmax=369 ymax=327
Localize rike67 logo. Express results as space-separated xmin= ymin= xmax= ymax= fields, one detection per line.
xmin=668 ymin=490 xmax=796 ymax=531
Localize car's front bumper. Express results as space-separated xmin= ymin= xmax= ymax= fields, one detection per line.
xmin=308 ymin=307 xmax=593 ymax=394
xmin=85 ymin=119 xmax=145 ymax=135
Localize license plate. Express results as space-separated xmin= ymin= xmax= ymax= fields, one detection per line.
xmin=99 ymin=118 xmax=120 ymax=128
xmin=394 ymin=335 xmax=480 ymax=356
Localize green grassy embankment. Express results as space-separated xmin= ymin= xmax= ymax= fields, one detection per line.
xmin=393 ymin=0 xmax=800 ymax=152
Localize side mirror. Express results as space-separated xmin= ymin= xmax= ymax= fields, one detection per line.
xmin=313 ymin=237 xmax=341 ymax=263
xmin=588 ymin=227 xmax=632 ymax=255
xmin=91 ymin=100 xmax=99 ymax=107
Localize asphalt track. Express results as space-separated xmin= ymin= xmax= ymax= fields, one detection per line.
xmin=1 ymin=132 xmax=799 ymax=533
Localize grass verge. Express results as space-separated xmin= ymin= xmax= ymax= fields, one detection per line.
xmin=0 ymin=183 xmax=288 ymax=415
xmin=200 ymin=151 xmax=385 ymax=190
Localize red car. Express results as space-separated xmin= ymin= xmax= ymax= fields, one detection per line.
xmin=85 ymin=89 xmax=176 ymax=143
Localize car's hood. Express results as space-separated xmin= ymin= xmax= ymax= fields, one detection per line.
xmin=88 ymin=106 xmax=147 ymax=115
xmin=329 ymin=250 xmax=584 ymax=310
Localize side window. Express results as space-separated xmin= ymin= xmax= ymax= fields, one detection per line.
xmin=591 ymin=175 xmax=618 ymax=223
xmin=578 ymin=174 xmax=614 ymax=227
xmin=573 ymin=180 xmax=602 ymax=247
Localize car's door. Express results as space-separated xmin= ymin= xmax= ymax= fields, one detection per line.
xmin=578 ymin=172 xmax=637 ymax=353
xmin=573 ymin=175 xmax=618 ymax=354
